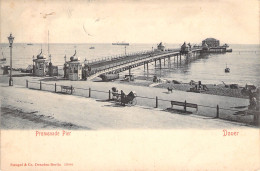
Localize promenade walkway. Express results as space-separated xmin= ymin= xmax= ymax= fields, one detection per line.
xmin=1 ymin=82 xmax=251 ymax=129
xmin=0 ymin=74 xmax=253 ymax=125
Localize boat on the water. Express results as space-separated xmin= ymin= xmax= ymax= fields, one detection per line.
xmin=27 ymin=43 xmax=33 ymax=45
xmin=112 ymin=42 xmax=129 ymax=46
xmin=1 ymin=52 xmax=6 ymax=62
xmin=89 ymin=46 xmax=95 ymax=49
xmin=99 ymin=73 xmax=119 ymax=81
xmin=225 ymin=64 xmax=230 ymax=73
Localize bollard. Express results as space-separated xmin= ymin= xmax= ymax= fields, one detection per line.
xmin=26 ymin=80 xmax=28 ymax=88
xmin=71 ymin=85 xmax=73 ymax=94
xmin=109 ymin=90 xmax=111 ymax=100
xmin=216 ymin=105 xmax=219 ymax=118
xmin=89 ymin=88 xmax=91 ymax=97
xmin=55 ymin=83 xmax=57 ymax=93
xmin=156 ymin=96 xmax=158 ymax=108
xmin=184 ymin=100 xmax=187 ymax=112
xmin=40 ymin=81 xmax=42 ymax=90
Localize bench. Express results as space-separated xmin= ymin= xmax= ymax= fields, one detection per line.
xmin=171 ymin=100 xmax=198 ymax=112
xmin=61 ymin=85 xmax=75 ymax=94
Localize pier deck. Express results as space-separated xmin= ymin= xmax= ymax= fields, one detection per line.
xmin=87 ymin=50 xmax=180 ymax=80
xmin=86 ymin=48 xmax=203 ymax=80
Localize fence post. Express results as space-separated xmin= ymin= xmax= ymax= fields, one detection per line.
xmin=121 ymin=90 xmax=123 ymax=105
xmin=109 ymin=90 xmax=111 ymax=100
xmin=216 ymin=105 xmax=219 ymax=118
xmin=71 ymin=85 xmax=73 ymax=94
xmin=40 ymin=81 xmax=42 ymax=90
xmin=156 ymin=96 xmax=158 ymax=108
xmin=55 ymin=83 xmax=56 ymax=93
xmin=184 ymin=100 xmax=187 ymax=112
xmin=89 ymin=88 xmax=91 ymax=97
xmin=26 ymin=80 xmax=28 ymax=88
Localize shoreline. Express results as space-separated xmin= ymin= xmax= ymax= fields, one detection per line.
xmin=1 ymin=70 xmax=252 ymax=100
xmin=99 ymin=75 xmax=250 ymax=99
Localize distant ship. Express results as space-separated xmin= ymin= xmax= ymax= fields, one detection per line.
xmin=112 ymin=42 xmax=129 ymax=46
xmin=89 ymin=46 xmax=95 ymax=49
xmin=27 ymin=43 xmax=33 ymax=45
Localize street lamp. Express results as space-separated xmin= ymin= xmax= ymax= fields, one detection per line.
xmin=8 ymin=33 xmax=14 ymax=86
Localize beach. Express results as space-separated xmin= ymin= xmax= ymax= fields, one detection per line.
xmin=111 ymin=75 xmax=249 ymax=99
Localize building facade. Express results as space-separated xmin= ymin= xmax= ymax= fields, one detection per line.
xmin=202 ymin=38 xmax=220 ymax=48
xmin=157 ymin=42 xmax=165 ymax=51
xmin=67 ymin=50 xmax=82 ymax=81
xmin=33 ymin=50 xmax=47 ymax=76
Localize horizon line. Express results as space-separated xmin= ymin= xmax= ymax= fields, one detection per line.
xmin=0 ymin=42 xmax=259 ymax=45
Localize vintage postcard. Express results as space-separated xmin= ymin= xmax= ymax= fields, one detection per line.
xmin=0 ymin=0 xmax=259 ymax=170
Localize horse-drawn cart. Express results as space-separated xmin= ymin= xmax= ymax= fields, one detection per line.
xmin=112 ymin=87 xmax=137 ymax=106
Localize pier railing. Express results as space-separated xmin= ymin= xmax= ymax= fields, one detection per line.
xmin=25 ymin=80 xmax=259 ymax=126
xmin=85 ymin=49 xmax=180 ymax=65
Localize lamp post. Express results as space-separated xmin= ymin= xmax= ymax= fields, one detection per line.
xmin=125 ymin=46 xmax=126 ymax=56
xmin=8 ymin=33 xmax=14 ymax=86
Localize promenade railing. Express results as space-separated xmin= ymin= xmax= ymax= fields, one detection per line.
xmin=25 ymin=80 xmax=259 ymax=126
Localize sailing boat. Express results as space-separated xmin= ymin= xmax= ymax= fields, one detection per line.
xmin=1 ymin=52 xmax=6 ymax=62
xmin=1 ymin=52 xmax=7 ymax=69
xmin=225 ymin=64 xmax=230 ymax=73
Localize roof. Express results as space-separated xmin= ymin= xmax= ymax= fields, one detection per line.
xmin=181 ymin=42 xmax=188 ymax=48
xmin=36 ymin=49 xmax=46 ymax=59
xmin=203 ymin=38 xmax=219 ymax=41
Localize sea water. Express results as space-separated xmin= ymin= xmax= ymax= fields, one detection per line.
xmin=0 ymin=43 xmax=259 ymax=86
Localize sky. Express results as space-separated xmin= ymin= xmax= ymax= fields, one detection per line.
xmin=0 ymin=0 xmax=259 ymax=44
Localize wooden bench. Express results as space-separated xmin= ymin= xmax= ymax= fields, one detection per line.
xmin=171 ymin=100 xmax=198 ymax=112
xmin=61 ymin=85 xmax=75 ymax=94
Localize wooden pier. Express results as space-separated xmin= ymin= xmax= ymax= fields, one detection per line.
xmin=86 ymin=48 xmax=202 ymax=80
xmin=60 ymin=38 xmax=232 ymax=81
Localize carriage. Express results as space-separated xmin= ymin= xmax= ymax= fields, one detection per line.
xmin=112 ymin=87 xmax=137 ymax=106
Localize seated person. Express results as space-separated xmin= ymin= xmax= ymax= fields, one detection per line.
xmin=112 ymin=87 xmax=119 ymax=100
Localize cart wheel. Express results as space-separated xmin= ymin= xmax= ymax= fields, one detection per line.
xmin=130 ymin=98 xmax=137 ymax=106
